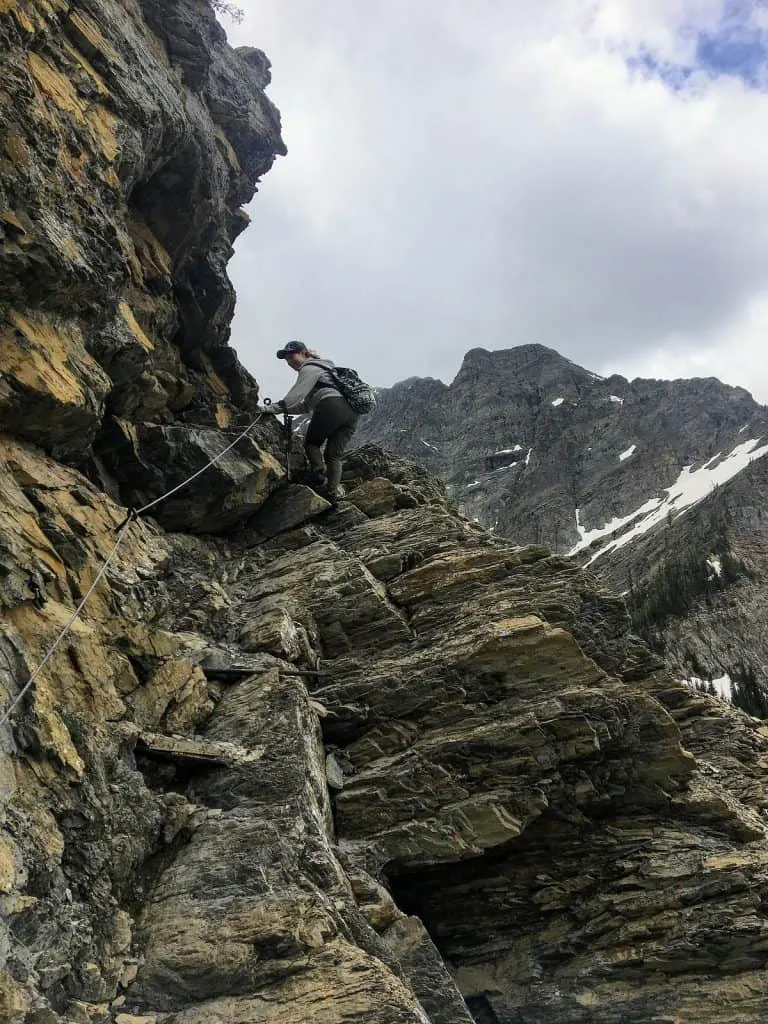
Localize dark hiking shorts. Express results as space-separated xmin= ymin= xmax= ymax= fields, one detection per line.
xmin=305 ymin=395 xmax=359 ymax=460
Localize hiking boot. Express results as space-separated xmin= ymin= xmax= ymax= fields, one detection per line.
xmin=306 ymin=469 xmax=328 ymax=492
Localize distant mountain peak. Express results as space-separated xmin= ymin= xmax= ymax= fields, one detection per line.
xmin=359 ymin=343 xmax=768 ymax=714
xmin=452 ymin=344 xmax=595 ymax=393
xmin=458 ymin=343 xmax=580 ymax=371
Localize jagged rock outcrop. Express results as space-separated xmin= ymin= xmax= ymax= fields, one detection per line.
xmin=5 ymin=6 xmax=768 ymax=1024
xmin=1 ymin=0 xmax=287 ymax=529
xmin=6 ymin=431 xmax=768 ymax=1022
xmin=359 ymin=346 xmax=768 ymax=706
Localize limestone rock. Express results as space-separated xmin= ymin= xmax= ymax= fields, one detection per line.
xmin=95 ymin=417 xmax=284 ymax=532
xmin=6 ymin=3 xmax=768 ymax=1023
xmin=343 ymin=444 xmax=446 ymax=507
xmin=249 ymin=483 xmax=331 ymax=539
xmin=0 ymin=313 xmax=111 ymax=459
xmin=0 ymin=0 xmax=285 ymax=462
xmin=128 ymin=659 xmax=212 ymax=734
xmin=347 ymin=477 xmax=419 ymax=517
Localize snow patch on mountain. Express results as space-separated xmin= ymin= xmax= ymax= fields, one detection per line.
xmin=570 ymin=438 xmax=768 ymax=563
xmin=551 ymin=398 xmax=565 ymax=407
xmin=619 ymin=445 xmax=637 ymax=462
xmin=684 ymin=673 xmax=733 ymax=702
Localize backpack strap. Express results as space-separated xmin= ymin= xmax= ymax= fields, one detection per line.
xmin=303 ymin=360 xmax=340 ymax=395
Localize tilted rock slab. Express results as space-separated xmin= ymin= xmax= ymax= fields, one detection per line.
xmin=4 ymin=3 xmax=768 ymax=1023
xmin=4 ymin=426 xmax=768 ymax=1022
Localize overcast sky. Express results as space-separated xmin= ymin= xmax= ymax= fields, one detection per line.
xmin=222 ymin=1 xmax=768 ymax=405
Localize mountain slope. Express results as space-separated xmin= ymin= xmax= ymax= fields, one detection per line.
xmin=359 ymin=346 xmax=768 ymax=704
xmin=7 ymin=7 xmax=768 ymax=1024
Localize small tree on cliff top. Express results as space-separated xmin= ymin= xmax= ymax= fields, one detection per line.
xmin=206 ymin=0 xmax=244 ymax=23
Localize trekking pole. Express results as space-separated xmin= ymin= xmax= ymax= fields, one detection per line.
xmin=282 ymin=413 xmax=293 ymax=482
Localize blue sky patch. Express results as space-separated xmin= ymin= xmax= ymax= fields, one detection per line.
xmin=630 ymin=0 xmax=768 ymax=89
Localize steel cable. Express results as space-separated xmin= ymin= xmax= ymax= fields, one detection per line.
xmin=0 ymin=411 xmax=268 ymax=727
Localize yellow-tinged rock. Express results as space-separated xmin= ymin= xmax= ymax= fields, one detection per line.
xmin=4 ymin=133 xmax=32 ymax=172
xmin=0 ymin=209 xmax=25 ymax=232
xmin=62 ymin=39 xmax=110 ymax=96
xmin=198 ymin=352 xmax=229 ymax=397
xmin=0 ymin=837 xmax=17 ymax=893
xmin=13 ymin=765 xmax=65 ymax=872
xmin=215 ymin=404 xmax=232 ymax=428
xmin=67 ymin=9 xmax=122 ymax=65
xmin=2 ymin=0 xmax=35 ymax=34
xmin=31 ymin=686 xmax=86 ymax=778
xmin=0 ymin=895 xmax=37 ymax=921
xmin=0 ymin=312 xmax=111 ymax=438
xmin=0 ymin=968 xmax=31 ymax=1022
xmin=130 ymin=660 xmax=211 ymax=734
xmin=28 ymin=52 xmax=86 ymax=120
xmin=1 ymin=437 xmax=80 ymax=490
xmin=347 ymin=477 xmax=411 ymax=517
xmin=388 ymin=546 xmax=549 ymax=604
xmin=119 ymin=301 xmax=154 ymax=352
xmin=2 ymin=313 xmax=88 ymax=404
xmin=127 ymin=215 xmax=172 ymax=277
xmin=7 ymin=603 xmax=126 ymax=744
xmin=85 ymin=104 xmax=119 ymax=162
xmin=575 ymin=990 xmax=601 ymax=1008
xmin=27 ymin=51 xmax=119 ymax=164
xmin=59 ymin=144 xmax=89 ymax=185
xmin=703 ymin=849 xmax=768 ymax=872
xmin=102 ymin=167 xmax=121 ymax=190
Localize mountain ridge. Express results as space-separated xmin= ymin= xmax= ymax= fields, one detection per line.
xmin=358 ymin=345 xmax=768 ymax=708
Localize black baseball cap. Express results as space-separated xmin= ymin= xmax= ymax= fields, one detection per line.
xmin=276 ymin=340 xmax=307 ymax=359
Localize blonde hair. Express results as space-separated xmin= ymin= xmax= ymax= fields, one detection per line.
xmin=302 ymin=348 xmax=321 ymax=358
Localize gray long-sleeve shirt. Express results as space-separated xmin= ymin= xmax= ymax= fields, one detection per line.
xmin=278 ymin=359 xmax=339 ymax=414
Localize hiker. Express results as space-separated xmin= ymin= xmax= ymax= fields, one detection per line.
xmin=263 ymin=340 xmax=359 ymax=501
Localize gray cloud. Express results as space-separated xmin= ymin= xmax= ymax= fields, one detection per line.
xmin=224 ymin=1 xmax=768 ymax=404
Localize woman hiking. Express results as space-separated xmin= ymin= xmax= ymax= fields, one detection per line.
xmin=266 ymin=340 xmax=359 ymax=502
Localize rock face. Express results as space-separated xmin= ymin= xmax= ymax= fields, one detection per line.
xmin=359 ymin=345 xmax=768 ymax=706
xmin=5 ymin=7 xmax=768 ymax=1024
xmin=1 ymin=0 xmax=286 ymax=529
xmin=6 ymin=434 xmax=768 ymax=1023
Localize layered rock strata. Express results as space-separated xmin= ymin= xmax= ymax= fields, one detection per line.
xmin=4 ymin=438 xmax=768 ymax=1022
xmin=4 ymin=5 xmax=768 ymax=1024
xmin=1 ymin=0 xmax=286 ymax=529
